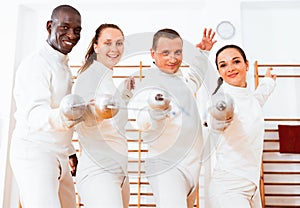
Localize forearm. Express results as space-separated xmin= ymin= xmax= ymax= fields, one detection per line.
xmin=187 ymin=49 xmax=212 ymax=91
xmin=254 ymin=77 xmax=276 ymax=106
xmin=30 ymin=105 xmax=68 ymax=131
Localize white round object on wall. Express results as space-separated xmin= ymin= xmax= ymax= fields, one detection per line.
xmin=216 ymin=21 xmax=235 ymax=40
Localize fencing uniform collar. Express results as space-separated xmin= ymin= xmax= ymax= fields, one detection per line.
xmin=44 ymin=41 xmax=69 ymax=64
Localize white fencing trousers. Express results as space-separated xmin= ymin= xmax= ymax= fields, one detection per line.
xmin=10 ymin=140 xmax=76 ymax=208
xmin=147 ymin=167 xmax=197 ymax=208
xmin=76 ymin=153 xmax=130 ymax=208
xmin=208 ymin=170 xmax=259 ymax=208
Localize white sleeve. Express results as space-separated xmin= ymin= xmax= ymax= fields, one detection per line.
xmin=49 ymin=108 xmax=83 ymax=130
xmin=14 ymin=59 xmax=70 ymax=132
xmin=183 ymin=41 xmax=216 ymax=92
xmin=187 ymin=50 xmax=209 ymax=91
xmin=253 ymin=77 xmax=276 ymax=107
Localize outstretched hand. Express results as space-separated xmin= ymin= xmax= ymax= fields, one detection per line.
xmin=196 ymin=28 xmax=217 ymax=51
xmin=265 ymin=67 xmax=276 ymax=80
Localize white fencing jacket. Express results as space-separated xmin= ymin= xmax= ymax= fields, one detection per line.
xmin=132 ymin=49 xmax=211 ymax=187
xmin=12 ymin=42 xmax=75 ymax=155
xmin=73 ymin=61 xmax=128 ymax=175
xmin=212 ymin=77 xmax=276 ymax=187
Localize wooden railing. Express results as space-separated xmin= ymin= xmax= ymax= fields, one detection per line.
xmin=254 ymin=61 xmax=300 ymax=208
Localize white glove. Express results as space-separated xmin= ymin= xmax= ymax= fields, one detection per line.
xmin=60 ymin=94 xmax=86 ymax=120
xmin=210 ymin=117 xmax=233 ymax=131
xmin=208 ymin=92 xmax=234 ymax=131
xmin=147 ymin=89 xmax=171 ymax=120
xmin=59 ymin=94 xmax=86 ymax=128
xmin=148 ymin=107 xmax=171 ymax=120
xmin=122 ymin=76 xmax=135 ymax=103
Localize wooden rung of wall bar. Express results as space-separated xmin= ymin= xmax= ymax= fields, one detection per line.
xmin=254 ymin=61 xmax=300 ymax=88
xmin=255 ymin=61 xmax=300 ymax=208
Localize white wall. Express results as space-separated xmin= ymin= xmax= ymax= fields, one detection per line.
xmin=241 ymin=1 xmax=300 ymax=119
xmin=1 ymin=0 xmax=299 ymax=207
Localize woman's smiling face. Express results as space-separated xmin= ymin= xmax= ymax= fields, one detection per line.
xmin=94 ymin=27 xmax=124 ymax=69
xmin=216 ymin=47 xmax=249 ymax=88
